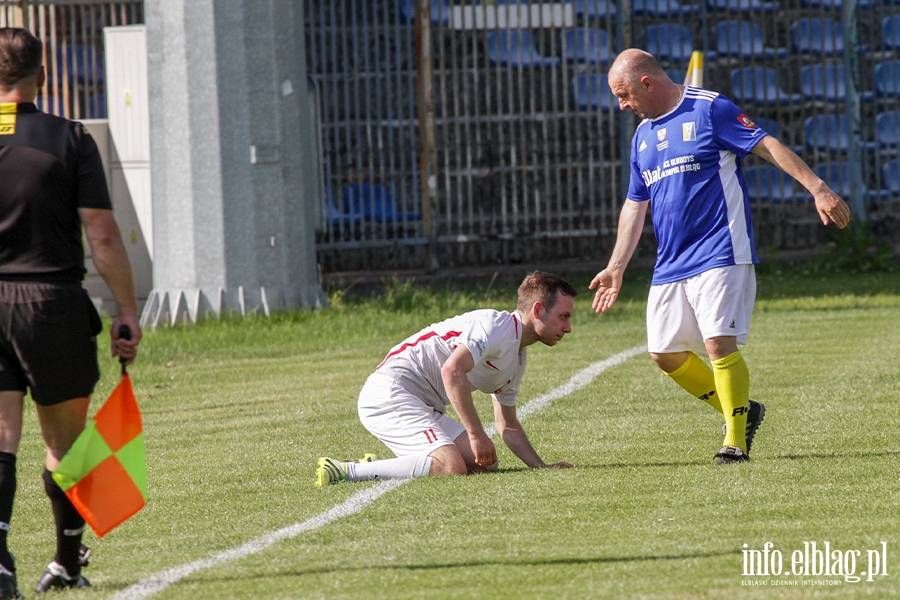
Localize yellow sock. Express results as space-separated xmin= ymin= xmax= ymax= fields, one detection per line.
xmin=666 ymin=352 xmax=722 ymax=413
xmin=711 ymin=351 xmax=750 ymax=453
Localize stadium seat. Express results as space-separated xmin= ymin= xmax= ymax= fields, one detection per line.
xmin=342 ymin=183 xmax=421 ymax=223
xmin=874 ymin=60 xmax=900 ymax=97
xmin=815 ymin=161 xmax=888 ymax=201
xmin=641 ymin=24 xmax=695 ymax=63
xmin=744 ymin=164 xmax=805 ymax=203
xmin=752 ymin=117 xmax=780 ymax=138
xmin=570 ymin=73 xmax=616 ymax=111
xmin=397 ymin=0 xmax=450 ymax=25
xmin=803 ymin=114 xmax=876 ymax=154
xmin=800 ymin=62 xmax=874 ymax=102
xmin=801 ymin=0 xmax=873 ymax=8
xmin=486 ymin=30 xmax=561 ymax=67
xmin=730 ymin=67 xmax=802 ymax=105
xmin=715 ymin=20 xmax=787 ymax=59
xmin=325 ymin=188 xmax=360 ymax=227
xmin=706 ymin=0 xmax=779 ymax=12
xmin=884 ymin=15 xmax=900 ymax=51
xmin=574 ymin=0 xmax=618 ymax=19
xmin=634 ymin=0 xmax=700 ymax=16
xmin=875 ymin=111 xmax=900 ymax=148
xmin=53 ymin=44 xmax=104 ymax=85
xmin=791 ymin=18 xmax=844 ymax=56
xmin=563 ymin=29 xmax=613 ymax=64
xmin=882 ymin=160 xmax=900 ymax=193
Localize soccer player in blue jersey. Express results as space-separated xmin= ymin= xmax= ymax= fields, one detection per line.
xmin=590 ymin=49 xmax=850 ymax=465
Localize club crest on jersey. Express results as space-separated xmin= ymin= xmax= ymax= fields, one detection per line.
xmin=737 ymin=113 xmax=756 ymax=129
xmin=657 ymin=128 xmax=667 ymax=142
xmin=682 ymin=122 xmax=696 ymax=141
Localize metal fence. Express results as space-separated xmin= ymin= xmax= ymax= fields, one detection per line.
xmin=307 ymin=0 xmax=900 ymax=273
xmin=0 ymin=0 xmax=143 ymax=121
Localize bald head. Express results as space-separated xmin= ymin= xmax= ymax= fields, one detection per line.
xmin=609 ymin=49 xmax=669 ymax=86
xmin=607 ymin=48 xmax=681 ymax=119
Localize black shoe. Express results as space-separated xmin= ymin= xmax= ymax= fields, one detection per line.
xmin=745 ymin=400 xmax=766 ymax=455
xmin=722 ymin=400 xmax=767 ymax=455
xmin=714 ymin=445 xmax=750 ymax=465
xmin=0 ymin=567 xmax=22 ymax=600
xmin=35 ymin=562 xmax=90 ymax=593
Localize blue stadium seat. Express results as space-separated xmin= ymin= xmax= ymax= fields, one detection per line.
xmin=744 ymin=164 xmax=806 ymax=203
xmin=791 ymin=18 xmax=844 ymax=56
xmin=882 ymin=160 xmax=900 ymax=193
xmin=342 ymin=183 xmax=421 ymax=223
xmin=54 ymin=44 xmax=104 ymax=85
xmin=397 ymin=0 xmax=450 ymax=25
xmin=574 ymin=0 xmax=618 ymax=19
xmin=801 ymin=0 xmax=873 ymax=8
xmin=325 ymin=187 xmax=361 ymax=227
xmin=803 ymin=114 xmax=876 ymax=154
xmin=884 ymin=15 xmax=900 ymax=51
xmin=752 ymin=117 xmax=780 ymax=138
xmin=641 ymin=24 xmax=695 ymax=62
xmin=715 ymin=20 xmax=787 ymax=59
xmin=486 ymin=30 xmax=561 ymax=67
xmin=634 ymin=0 xmax=700 ymax=15
xmin=563 ymin=29 xmax=613 ymax=64
xmin=815 ymin=161 xmax=886 ymax=201
xmin=800 ymin=62 xmax=874 ymax=102
xmin=805 ymin=114 xmax=847 ymax=153
xmin=570 ymin=73 xmax=616 ymax=111
xmin=875 ymin=111 xmax=900 ymax=148
xmin=730 ymin=67 xmax=802 ymax=105
xmin=706 ymin=0 xmax=779 ymax=12
xmin=874 ymin=60 xmax=900 ymax=97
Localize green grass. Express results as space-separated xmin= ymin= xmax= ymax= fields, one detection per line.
xmin=8 ymin=267 xmax=900 ymax=599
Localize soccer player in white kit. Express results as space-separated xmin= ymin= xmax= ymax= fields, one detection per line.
xmin=316 ymin=271 xmax=576 ymax=485
xmin=590 ymin=49 xmax=851 ymax=464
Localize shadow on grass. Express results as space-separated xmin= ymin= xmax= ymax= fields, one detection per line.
xmin=171 ymin=549 xmax=742 ymax=586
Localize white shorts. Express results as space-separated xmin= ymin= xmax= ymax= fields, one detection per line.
xmin=357 ymin=371 xmax=466 ymax=458
xmin=646 ymin=264 xmax=756 ymax=356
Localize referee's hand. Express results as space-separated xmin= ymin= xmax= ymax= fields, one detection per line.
xmin=112 ymin=315 xmax=142 ymax=366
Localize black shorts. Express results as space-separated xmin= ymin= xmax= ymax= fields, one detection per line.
xmin=0 ymin=281 xmax=103 ymax=406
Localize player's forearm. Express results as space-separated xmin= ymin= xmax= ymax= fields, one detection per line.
xmin=752 ymin=136 xmax=830 ymax=197
xmin=500 ymin=427 xmax=545 ymax=468
xmin=443 ymin=373 xmax=486 ymax=437
xmin=607 ymin=200 xmax=646 ymax=273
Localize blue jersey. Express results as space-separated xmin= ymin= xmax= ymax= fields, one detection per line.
xmin=627 ymin=87 xmax=766 ymax=285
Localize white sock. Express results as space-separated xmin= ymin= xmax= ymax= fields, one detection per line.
xmin=347 ymin=455 xmax=432 ymax=481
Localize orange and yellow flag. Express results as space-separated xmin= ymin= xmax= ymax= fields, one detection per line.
xmin=52 ymin=373 xmax=146 ymax=538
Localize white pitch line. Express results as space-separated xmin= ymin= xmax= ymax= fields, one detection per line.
xmin=110 ymin=344 xmax=645 ymax=600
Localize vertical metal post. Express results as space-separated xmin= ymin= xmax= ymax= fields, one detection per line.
xmin=415 ymin=0 xmax=439 ymax=271
xmin=617 ymin=0 xmax=632 ymax=201
xmin=842 ymin=0 xmax=866 ymax=221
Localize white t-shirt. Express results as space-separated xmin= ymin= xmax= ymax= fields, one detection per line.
xmin=376 ymin=309 xmax=526 ymax=413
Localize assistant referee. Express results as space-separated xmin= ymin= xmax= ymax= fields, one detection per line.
xmin=0 ymin=27 xmax=141 ymax=597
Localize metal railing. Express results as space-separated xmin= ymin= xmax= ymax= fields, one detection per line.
xmin=307 ymin=0 xmax=899 ymax=273
xmin=0 ymin=0 xmax=143 ymax=121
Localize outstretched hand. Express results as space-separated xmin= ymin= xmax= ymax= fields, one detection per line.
xmin=589 ymin=269 xmax=622 ymax=314
xmin=543 ymin=461 xmax=574 ymax=469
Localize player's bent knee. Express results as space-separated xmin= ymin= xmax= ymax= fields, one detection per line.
xmin=428 ymin=445 xmax=467 ymax=476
